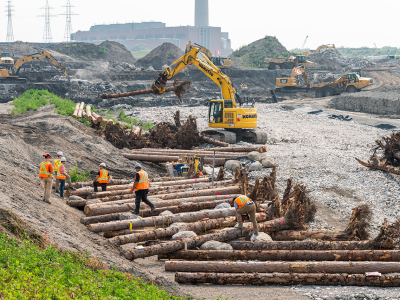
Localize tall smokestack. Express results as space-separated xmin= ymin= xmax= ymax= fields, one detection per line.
xmin=195 ymin=0 xmax=209 ymax=27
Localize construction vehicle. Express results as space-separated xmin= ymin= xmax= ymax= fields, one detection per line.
xmin=0 ymin=50 xmax=67 ymax=84
xmin=302 ymin=44 xmax=336 ymax=56
xmin=152 ymin=41 xmax=267 ymax=144
xmin=190 ymin=43 xmax=232 ymax=68
xmin=275 ymin=65 xmax=373 ymax=97
xmin=0 ymin=51 xmax=14 ymax=67
xmin=265 ymin=55 xmax=314 ymax=70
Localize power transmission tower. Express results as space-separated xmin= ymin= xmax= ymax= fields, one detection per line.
xmin=39 ymin=0 xmax=57 ymax=43
xmin=5 ymin=1 xmax=14 ymax=43
xmin=60 ymin=0 xmax=78 ymax=43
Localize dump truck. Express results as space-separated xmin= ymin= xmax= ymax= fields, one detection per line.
xmin=265 ymin=55 xmax=314 ymax=70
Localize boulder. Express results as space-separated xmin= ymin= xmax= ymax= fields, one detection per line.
xmin=159 ymin=210 xmax=174 ymax=216
xmin=114 ymin=65 xmax=124 ymax=72
xmin=248 ymin=151 xmax=260 ymax=161
xmin=146 ymin=66 xmax=155 ymax=71
xmin=200 ymin=240 xmax=233 ymax=250
xmin=225 ymin=160 xmax=241 ymax=171
xmin=171 ymin=231 xmax=197 ymax=240
xmin=248 ymin=161 xmax=262 ymax=172
xmin=214 ymin=203 xmax=231 ymax=210
xmin=251 ymin=232 xmax=273 ymax=242
xmin=202 ymin=166 xmax=214 ymax=175
xmin=262 ymin=157 xmax=277 ymax=168
xmin=258 ymin=152 xmax=269 ymax=162
xmin=118 ymin=212 xmax=141 ymax=221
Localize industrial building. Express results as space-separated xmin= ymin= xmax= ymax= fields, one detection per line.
xmin=73 ymin=0 xmax=233 ymax=56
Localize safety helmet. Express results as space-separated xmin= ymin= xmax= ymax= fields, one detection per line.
xmin=135 ymin=163 xmax=142 ymax=169
xmin=60 ymin=157 xmax=67 ymax=162
xmin=100 ymin=163 xmax=106 ymax=167
xmin=57 ymin=151 xmax=63 ymax=156
xmin=43 ymin=153 xmax=52 ymax=158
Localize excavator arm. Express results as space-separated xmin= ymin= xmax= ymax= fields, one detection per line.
xmin=12 ymin=51 xmax=67 ymax=77
xmin=153 ymin=42 xmax=237 ymax=106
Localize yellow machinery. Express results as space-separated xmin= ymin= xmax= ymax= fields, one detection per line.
xmin=302 ymin=44 xmax=336 ymax=56
xmin=266 ymin=55 xmax=314 ymax=70
xmin=152 ymin=41 xmax=267 ymax=143
xmin=191 ymin=43 xmax=232 ymax=68
xmin=0 ymin=50 xmax=67 ymax=84
xmin=276 ymin=65 xmax=373 ymax=97
xmin=0 ymin=51 xmax=14 ymax=67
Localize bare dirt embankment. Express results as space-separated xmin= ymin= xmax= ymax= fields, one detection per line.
xmin=135 ymin=42 xmax=184 ymax=70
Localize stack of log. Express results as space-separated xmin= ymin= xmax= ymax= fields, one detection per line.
xmin=72 ymin=102 xmax=111 ymax=127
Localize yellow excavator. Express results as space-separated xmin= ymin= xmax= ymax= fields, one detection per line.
xmin=152 ymin=41 xmax=267 ymax=144
xmin=266 ymin=55 xmax=314 ymax=70
xmin=0 ymin=50 xmax=67 ymax=84
xmin=276 ymin=65 xmax=373 ymax=97
xmin=302 ymin=44 xmax=336 ymax=56
xmin=191 ymin=43 xmax=232 ymax=68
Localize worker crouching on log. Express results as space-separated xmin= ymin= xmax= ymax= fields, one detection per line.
xmin=129 ymin=163 xmax=155 ymax=216
xmin=93 ymin=163 xmax=110 ymax=192
xmin=39 ymin=153 xmax=54 ymax=204
xmin=231 ymin=195 xmax=259 ymax=236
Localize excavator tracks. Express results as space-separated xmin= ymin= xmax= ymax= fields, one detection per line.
xmin=201 ymin=129 xmax=268 ymax=144
xmin=201 ymin=129 xmax=237 ymax=144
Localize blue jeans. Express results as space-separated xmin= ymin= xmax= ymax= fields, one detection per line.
xmin=59 ymin=179 xmax=66 ymax=197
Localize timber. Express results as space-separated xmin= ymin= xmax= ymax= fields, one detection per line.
xmin=147 ymin=186 xmax=241 ymax=200
xmin=175 ymin=273 xmax=400 ymax=287
xmin=203 ymin=146 xmax=266 ymax=153
xmin=86 ymin=105 xmax=92 ymax=120
xmin=80 ymin=213 xmax=120 ymax=225
xmin=130 ymin=151 xmax=246 ymax=158
xmin=159 ymin=250 xmax=400 ymax=262
xmin=122 ymin=153 xmax=226 ymax=165
xmin=77 ymin=102 xmax=85 ymax=118
xmin=228 ymin=240 xmax=374 ymax=250
xmin=200 ymin=135 xmax=228 ymax=147
xmin=165 ymin=261 xmax=400 ymax=274
xmin=270 ymin=230 xmax=349 ymax=241
xmin=135 ymin=148 xmax=249 ymax=156
xmin=72 ymin=103 xmax=80 ymax=118
xmin=66 ymin=199 xmax=102 ymax=207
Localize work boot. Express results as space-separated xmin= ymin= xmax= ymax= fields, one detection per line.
xmin=45 ymin=200 xmax=52 ymax=204
xmin=150 ymin=206 xmax=156 ymax=212
xmin=132 ymin=211 xmax=139 ymax=216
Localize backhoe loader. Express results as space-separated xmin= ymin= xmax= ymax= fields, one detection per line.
xmin=0 ymin=50 xmax=67 ymax=84
xmin=302 ymin=44 xmax=336 ymax=56
xmin=152 ymin=41 xmax=267 ymax=144
xmin=266 ymin=55 xmax=314 ymax=70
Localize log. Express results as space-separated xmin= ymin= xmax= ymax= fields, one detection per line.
xmin=86 ymin=105 xmax=92 ymax=120
xmin=66 ymin=199 xmax=102 ymax=207
xmin=77 ymin=102 xmax=85 ymax=118
xmin=166 ymin=261 xmax=400 ymax=274
xmin=92 ymin=112 xmax=102 ymax=123
xmin=270 ymin=230 xmax=349 ymax=241
xmin=89 ymin=203 xmax=270 ymax=233
xmin=175 ymin=273 xmax=400 ymax=287
xmin=130 ymin=151 xmax=246 ymax=159
xmin=122 ymin=217 xmax=289 ymax=260
xmin=72 ymin=103 xmax=80 ymax=118
xmin=148 ymin=186 xmax=241 ymax=200
xmin=110 ymin=214 xmax=269 ymax=245
xmin=81 ymin=213 xmax=120 ymax=225
xmin=122 ymin=153 xmax=226 ymax=166
xmin=227 ymin=240 xmax=374 ymax=251
xmin=203 ymin=146 xmax=263 ymax=153
xmin=200 ymin=135 xmax=229 ymax=147
xmin=159 ymin=250 xmax=400 ymax=262
xmin=135 ymin=148 xmax=249 ymax=157
xmin=133 ymin=126 xmax=142 ymax=136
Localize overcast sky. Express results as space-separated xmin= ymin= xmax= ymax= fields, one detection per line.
xmin=3 ymin=0 xmax=400 ymax=50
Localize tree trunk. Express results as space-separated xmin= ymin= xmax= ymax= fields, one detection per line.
xmin=148 ymin=186 xmax=241 ymax=201
xmin=270 ymin=230 xmax=349 ymax=241
xmin=228 ymin=240 xmax=374 ymax=251
xmin=72 ymin=103 xmax=80 ymax=118
xmin=166 ymin=261 xmax=400 ymax=274
xmin=122 ymin=153 xmax=226 ymax=166
xmin=91 ymin=112 xmax=102 ymax=123
xmin=81 ymin=213 xmax=120 ymax=225
xmin=134 ymin=149 xmax=248 ymax=157
xmin=66 ymin=199 xmax=102 ymax=207
xmin=159 ymin=250 xmax=400 ymax=262
xmin=86 ymin=105 xmax=92 ymax=121
xmin=77 ymin=102 xmax=85 ymax=118
xmin=199 ymin=135 xmax=229 ymax=147
xmin=122 ymin=217 xmax=289 ymax=260
xmin=175 ymin=272 xmax=400 ymax=287
xmin=203 ymin=146 xmax=264 ymax=153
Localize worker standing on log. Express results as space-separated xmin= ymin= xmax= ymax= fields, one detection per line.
xmin=231 ymin=195 xmax=259 ymax=236
xmin=93 ymin=163 xmax=110 ymax=192
xmin=39 ymin=153 xmax=54 ymax=204
xmin=57 ymin=157 xmax=69 ymax=199
xmin=54 ymin=151 xmax=74 ymax=193
xmin=129 ymin=163 xmax=155 ymax=215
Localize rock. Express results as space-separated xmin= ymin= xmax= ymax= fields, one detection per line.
xmin=248 ymin=151 xmax=260 ymax=161
xmin=251 ymin=232 xmax=273 ymax=242
xmin=248 ymin=161 xmax=262 ymax=171
xmin=118 ymin=212 xmax=141 ymax=221
xmin=200 ymin=241 xmax=233 ymax=250
xmin=159 ymin=210 xmax=174 ymax=216
xmin=258 ymin=152 xmax=269 ymax=161
xmin=225 ymin=160 xmax=241 ymax=171
xmin=202 ymin=166 xmax=214 ymax=175
xmin=171 ymin=231 xmax=197 ymax=240
xmin=146 ymin=66 xmax=155 ymax=71
xmin=262 ymin=157 xmax=277 ymax=168
xmin=114 ymin=65 xmax=124 ymax=71
xmin=214 ymin=203 xmax=231 ymax=210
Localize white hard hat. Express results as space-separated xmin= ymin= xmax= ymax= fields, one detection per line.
xmin=57 ymin=151 xmax=63 ymax=156
xmin=100 ymin=163 xmax=106 ymax=167
xmin=60 ymin=157 xmax=67 ymax=162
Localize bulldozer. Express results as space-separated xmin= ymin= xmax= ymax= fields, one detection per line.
xmin=151 ymin=41 xmax=267 ymax=144
xmin=275 ymin=65 xmax=373 ymax=97
xmin=0 ymin=50 xmax=67 ymax=84
xmin=266 ymin=55 xmax=314 ymax=70
xmin=302 ymin=44 xmax=336 ymax=56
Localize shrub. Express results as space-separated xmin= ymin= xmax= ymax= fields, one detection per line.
xmin=69 ymin=163 xmax=91 ymax=182
xmin=98 ymin=46 xmax=108 ymax=55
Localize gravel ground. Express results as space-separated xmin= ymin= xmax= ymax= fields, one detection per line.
xmin=127 ymin=103 xmax=400 ymax=299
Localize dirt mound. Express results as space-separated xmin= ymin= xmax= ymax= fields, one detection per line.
xmin=310 ymin=48 xmax=372 ymax=69
xmin=231 ymin=36 xmax=290 ymax=68
xmin=49 ymin=41 xmax=136 ymax=64
xmin=136 ymin=43 xmax=184 ymax=70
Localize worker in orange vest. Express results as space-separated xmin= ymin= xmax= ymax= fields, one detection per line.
xmin=57 ymin=157 xmax=69 ymax=199
xmin=54 ymin=151 xmax=73 ymax=193
xmin=129 ymin=163 xmax=155 ymax=215
xmin=93 ymin=163 xmax=110 ymax=192
xmin=231 ymin=195 xmax=259 ymax=235
xmin=39 ymin=153 xmax=54 ymax=203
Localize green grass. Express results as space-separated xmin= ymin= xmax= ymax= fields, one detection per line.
xmin=118 ymin=110 xmax=154 ymax=131
xmin=69 ymin=163 xmax=92 ymax=182
xmin=131 ymin=50 xmax=151 ymax=59
xmin=0 ymin=234 xmax=184 ymax=299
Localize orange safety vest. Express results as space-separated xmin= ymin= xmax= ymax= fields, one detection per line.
xmin=98 ymin=169 xmax=109 ymax=184
xmin=234 ymin=195 xmax=252 ymax=209
xmin=134 ymin=170 xmax=149 ymax=191
xmin=39 ymin=161 xmax=53 ymax=179
xmin=57 ymin=164 xmax=66 ymax=180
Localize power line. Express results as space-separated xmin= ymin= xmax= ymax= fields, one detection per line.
xmin=60 ymin=0 xmax=78 ymax=43
xmin=39 ymin=0 xmax=57 ymax=43
xmin=5 ymin=1 xmax=14 ymax=43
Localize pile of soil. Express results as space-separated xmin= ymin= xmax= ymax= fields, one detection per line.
xmin=231 ymin=36 xmax=290 ymax=68
xmin=310 ymin=48 xmax=372 ymax=69
xmin=49 ymin=41 xmax=137 ymax=64
xmin=136 ymin=43 xmax=184 ymax=70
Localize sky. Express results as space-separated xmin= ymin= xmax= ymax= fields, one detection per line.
xmin=2 ymin=0 xmax=400 ymax=50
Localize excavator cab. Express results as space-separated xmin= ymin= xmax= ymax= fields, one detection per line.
xmin=296 ymin=55 xmax=307 ymax=63
xmin=209 ymin=100 xmax=224 ymax=124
